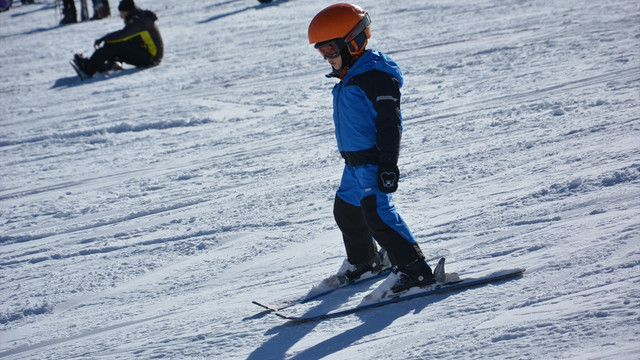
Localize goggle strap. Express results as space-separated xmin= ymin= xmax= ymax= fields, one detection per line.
xmin=344 ymin=13 xmax=371 ymax=43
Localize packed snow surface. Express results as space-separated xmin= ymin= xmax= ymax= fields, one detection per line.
xmin=1 ymin=0 xmax=639 ymax=359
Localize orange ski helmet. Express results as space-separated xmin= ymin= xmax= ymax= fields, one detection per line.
xmin=308 ymin=3 xmax=371 ymax=57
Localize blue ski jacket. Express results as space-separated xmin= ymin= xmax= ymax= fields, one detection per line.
xmin=331 ymin=49 xmax=404 ymax=167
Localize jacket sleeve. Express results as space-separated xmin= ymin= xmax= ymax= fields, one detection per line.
xmin=354 ymin=70 xmax=403 ymax=166
xmin=99 ymin=19 xmax=146 ymax=43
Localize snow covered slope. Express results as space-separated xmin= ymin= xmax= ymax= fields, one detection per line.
xmin=1 ymin=0 xmax=638 ymax=359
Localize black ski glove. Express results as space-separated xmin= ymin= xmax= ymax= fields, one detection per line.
xmin=377 ymin=163 xmax=399 ymax=193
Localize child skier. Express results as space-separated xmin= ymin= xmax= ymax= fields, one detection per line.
xmin=308 ymin=3 xmax=436 ymax=293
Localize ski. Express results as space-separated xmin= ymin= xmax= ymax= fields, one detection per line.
xmin=252 ymin=267 xmax=392 ymax=312
xmin=253 ymin=255 xmax=448 ymax=313
xmin=273 ymin=268 xmax=525 ymax=322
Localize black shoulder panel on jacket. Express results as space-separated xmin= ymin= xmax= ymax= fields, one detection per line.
xmin=348 ymin=70 xmax=403 ymax=165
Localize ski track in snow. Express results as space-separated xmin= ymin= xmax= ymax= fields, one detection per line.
xmin=1 ymin=0 xmax=639 ymax=359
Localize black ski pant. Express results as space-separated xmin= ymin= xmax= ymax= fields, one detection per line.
xmin=62 ymin=0 xmax=76 ymax=16
xmin=334 ymin=194 xmax=425 ymax=267
xmin=88 ymin=42 xmax=154 ymax=75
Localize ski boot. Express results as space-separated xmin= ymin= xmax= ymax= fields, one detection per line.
xmin=343 ymin=250 xmax=388 ymax=282
xmin=311 ymin=249 xmax=391 ymax=292
xmin=391 ymin=258 xmax=436 ymax=293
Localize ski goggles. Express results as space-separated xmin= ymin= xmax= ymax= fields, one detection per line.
xmin=315 ymin=39 xmax=344 ymax=59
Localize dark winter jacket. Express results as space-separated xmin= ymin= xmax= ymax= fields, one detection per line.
xmin=98 ymin=9 xmax=164 ymax=64
xmin=331 ymin=50 xmax=403 ymax=167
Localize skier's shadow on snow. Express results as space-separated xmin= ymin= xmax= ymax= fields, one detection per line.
xmin=51 ymin=67 xmax=147 ymax=89
xmin=0 ymin=4 xmax=66 ymax=41
xmin=247 ymin=291 xmax=457 ymax=360
xmin=198 ymin=0 xmax=292 ymax=24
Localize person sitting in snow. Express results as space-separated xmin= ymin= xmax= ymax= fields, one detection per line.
xmin=73 ymin=0 xmax=163 ymax=78
xmin=307 ymin=3 xmax=436 ymax=293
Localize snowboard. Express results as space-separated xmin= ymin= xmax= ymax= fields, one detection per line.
xmin=70 ymin=60 xmax=87 ymax=81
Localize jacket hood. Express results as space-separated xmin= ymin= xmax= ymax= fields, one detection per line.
xmin=125 ymin=9 xmax=158 ymax=24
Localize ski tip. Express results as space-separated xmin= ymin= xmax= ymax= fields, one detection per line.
xmin=274 ymin=312 xmax=299 ymax=321
xmin=252 ymin=300 xmax=279 ymax=312
xmin=252 ymin=300 xmax=269 ymax=308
